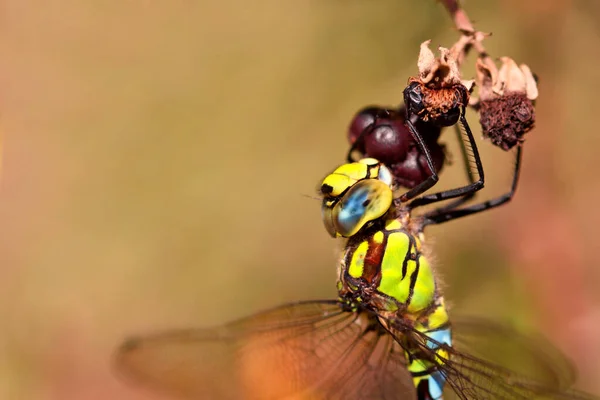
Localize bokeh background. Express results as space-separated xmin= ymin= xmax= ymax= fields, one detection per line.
xmin=1 ymin=0 xmax=599 ymax=399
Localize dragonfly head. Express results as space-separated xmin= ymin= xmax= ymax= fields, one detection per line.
xmin=320 ymin=158 xmax=393 ymax=238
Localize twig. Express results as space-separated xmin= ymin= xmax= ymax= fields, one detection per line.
xmin=439 ymin=0 xmax=474 ymax=32
xmin=439 ymin=0 xmax=493 ymax=66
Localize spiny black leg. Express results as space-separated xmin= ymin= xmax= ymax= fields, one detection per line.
xmin=407 ymin=112 xmax=484 ymax=210
xmin=396 ymin=114 xmax=440 ymax=203
xmin=426 ymin=123 xmax=479 ymax=213
xmin=422 ymin=145 xmax=522 ymax=227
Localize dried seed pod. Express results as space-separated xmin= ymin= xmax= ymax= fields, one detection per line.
xmin=475 ymin=57 xmax=538 ymax=150
xmin=479 ymin=92 xmax=535 ymax=151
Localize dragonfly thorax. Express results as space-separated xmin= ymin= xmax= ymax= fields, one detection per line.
xmin=338 ymin=217 xmax=438 ymax=316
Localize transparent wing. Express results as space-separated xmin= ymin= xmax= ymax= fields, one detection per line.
xmin=448 ymin=317 xmax=575 ymax=397
xmin=385 ymin=316 xmax=598 ymax=400
xmin=115 ymin=300 xmax=417 ymax=400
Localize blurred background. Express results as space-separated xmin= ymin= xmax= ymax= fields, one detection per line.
xmin=1 ymin=0 xmax=599 ymax=398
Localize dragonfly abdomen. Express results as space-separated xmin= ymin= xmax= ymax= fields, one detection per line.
xmin=411 ymin=302 xmax=453 ymax=400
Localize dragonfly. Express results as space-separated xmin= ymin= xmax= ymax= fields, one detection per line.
xmin=346 ymin=40 xmax=531 ymax=216
xmin=345 ymin=38 xmax=488 ymax=208
xmin=115 ymin=158 xmax=597 ymax=400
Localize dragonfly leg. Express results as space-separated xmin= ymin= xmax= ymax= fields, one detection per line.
xmin=423 ymin=145 xmax=522 ymax=226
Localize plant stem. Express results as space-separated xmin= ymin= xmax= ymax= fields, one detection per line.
xmin=439 ymin=0 xmax=496 ymax=80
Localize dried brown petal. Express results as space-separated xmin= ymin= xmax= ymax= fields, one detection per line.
xmin=519 ymin=63 xmax=539 ymax=100
xmin=448 ymin=34 xmax=473 ymax=67
xmin=417 ymin=40 xmax=436 ymax=81
xmin=474 ymin=56 xmax=538 ymax=102
xmin=461 ymin=79 xmax=476 ymax=93
xmin=416 ymin=40 xmax=463 ymax=88
xmin=475 ymin=57 xmax=498 ymax=102
xmin=494 ymin=57 xmax=525 ymax=95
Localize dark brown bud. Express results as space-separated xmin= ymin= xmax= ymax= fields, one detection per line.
xmin=479 ymin=92 xmax=535 ymax=151
xmin=474 ymin=57 xmax=538 ymax=151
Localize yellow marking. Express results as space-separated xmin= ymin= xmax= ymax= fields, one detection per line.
xmin=385 ymin=218 xmax=403 ymax=231
xmin=357 ymin=158 xmax=383 ymax=181
xmin=376 ymin=231 xmax=436 ymax=313
xmin=408 ymin=356 xmax=435 ymax=387
xmin=407 ymin=255 xmax=435 ymax=313
xmin=322 ymin=173 xmax=355 ymax=197
xmin=420 ymin=300 xmax=450 ymax=330
xmin=412 ymin=377 xmax=420 ymax=389
xmin=414 ymin=236 xmax=422 ymax=251
xmin=372 ymin=231 xmax=384 ymax=244
xmin=377 ymin=232 xmax=411 ymax=304
xmin=322 ymin=161 xmax=384 ymax=198
xmin=406 ymin=298 xmax=451 ymax=396
xmin=358 ymin=157 xmax=380 ymax=166
xmin=332 ymin=162 xmax=369 ymax=182
xmin=409 ymin=358 xmax=431 ymax=374
xmin=436 ymin=348 xmax=449 ymax=363
xmin=348 ymin=241 xmax=369 ymax=278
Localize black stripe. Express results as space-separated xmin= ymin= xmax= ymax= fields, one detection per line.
xmin=401 ymin=232 xmax=414 ymax=280
xmin=410 ymin=365 xmax=439 ymax=377
xmin=406 ymin=254 xmax=421 ymax=307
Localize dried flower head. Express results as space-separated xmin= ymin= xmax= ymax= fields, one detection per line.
xmin=475 ymin=56 xmax=538 ymax=151
xmin=404 ymin=40 xmax=473 ymax=127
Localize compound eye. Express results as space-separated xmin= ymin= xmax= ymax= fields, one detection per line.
xmin=330 ymin=180 xmax=393 ymax=238
xmin=404 ymin=81 xmax=424 ymax=113
xmin=377 ymin=165 xmax=393 ymax=187
xmin=321 ymin=200 xmax=338 ymax=238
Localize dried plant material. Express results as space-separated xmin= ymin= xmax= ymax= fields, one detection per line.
xmin=494 ymin=57 xmax=539 ymax=100
xmin=461 ymin=79 xmax=475 ymax=93
xmin=479 ymin=93 xmax=535 ymax=150
xmin=515 ymin=62 xmax=538 ymax=100
xmin=406 ymin=78 xmax=467 ymax=126
xmin=405 ymin=40 xmax=473 ymax=128
xmin=475 ymin=57 xmax=538 ymax=150
xmin=417 ymin=40 xmax=437 ymax=82
xmin=475 ymin=58 xmax=497 ymax=103
xmin=417 ymin=40 xmax=463 ymax=88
